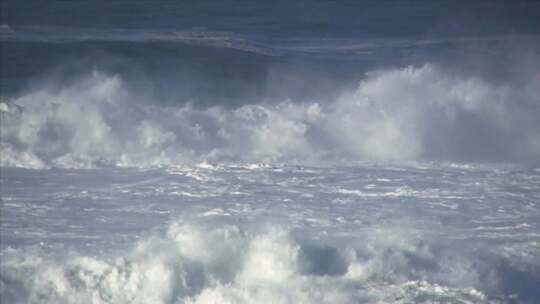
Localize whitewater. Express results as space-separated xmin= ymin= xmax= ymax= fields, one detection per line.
xmin=2 ymin=63 xmax=539 ymax=168
xmin=1 ymin=1 xmax=540 ymax=303
xmin=2 ymin=62 xmax=539 ymax=303
xmin=2 ymin=162 xmax=540 ymax=303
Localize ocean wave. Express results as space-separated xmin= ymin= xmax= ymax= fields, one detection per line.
xmin=1 ymin=63 xmax=539 ymax=169
xmin=0 ymin=25 xmax=278 ymax=56
xmin=0 ymin=219 xmax=521 ymax=304
xmin=3 ymin=25 xmax=537 ymax=58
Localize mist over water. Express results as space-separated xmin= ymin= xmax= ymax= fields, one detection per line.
xmin=2 ymin=1 xmax=540 ymax=304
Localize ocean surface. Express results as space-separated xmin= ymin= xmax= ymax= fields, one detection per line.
xmin=1 ymin=1 xmax=540 ymax=303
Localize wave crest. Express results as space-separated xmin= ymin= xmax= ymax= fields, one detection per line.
xmin=0 ymin=220 xmax=495 ymax=303
xmin=1 ymin=64 xmax=539 ymax=168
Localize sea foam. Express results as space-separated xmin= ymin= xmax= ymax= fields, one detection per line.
xmin=1 ymin=64 xmax=539 ymax=169
xmin=0 ymin=219 xmax=491 ymax=304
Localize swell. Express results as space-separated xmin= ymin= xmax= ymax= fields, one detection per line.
xmin=3 ymin=25 xmax=537 ymax=58
xmin=3 ymin=25 xmax=538 ymax=104
xmin=1 ymin=39 xmax=377 ymax=107
xmin=0 ymin=25 xmax=278 ymax=56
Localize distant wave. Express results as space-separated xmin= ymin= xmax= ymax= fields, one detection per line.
xmin=0 ymin=25 xmax=278 ymax=56
xmin=2 ymin=24 xmax=538 ymax=57
xmin=1 ymin=63 xmax=539 ymax=169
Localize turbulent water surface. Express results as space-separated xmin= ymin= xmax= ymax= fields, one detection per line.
xmin=1 ymin=1 xmax=540 ymax=303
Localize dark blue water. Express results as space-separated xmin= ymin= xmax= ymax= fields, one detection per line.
xmin=3 ymin=1 xmax=540 ymax=36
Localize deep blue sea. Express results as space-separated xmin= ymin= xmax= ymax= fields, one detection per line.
xmin=1 ymin=1 xmax=540 ymax=303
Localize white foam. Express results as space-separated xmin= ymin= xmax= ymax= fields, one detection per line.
xmin=0 ymin=221 xmax=492 ymax=304
xmin=1 ymin=64 xmax=539 ymax=169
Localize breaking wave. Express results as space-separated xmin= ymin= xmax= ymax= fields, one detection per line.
xmin=2 ymin=218 xmax=531 ymax=304
xmin=1 ymin=63 xmax=539 ymax=169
